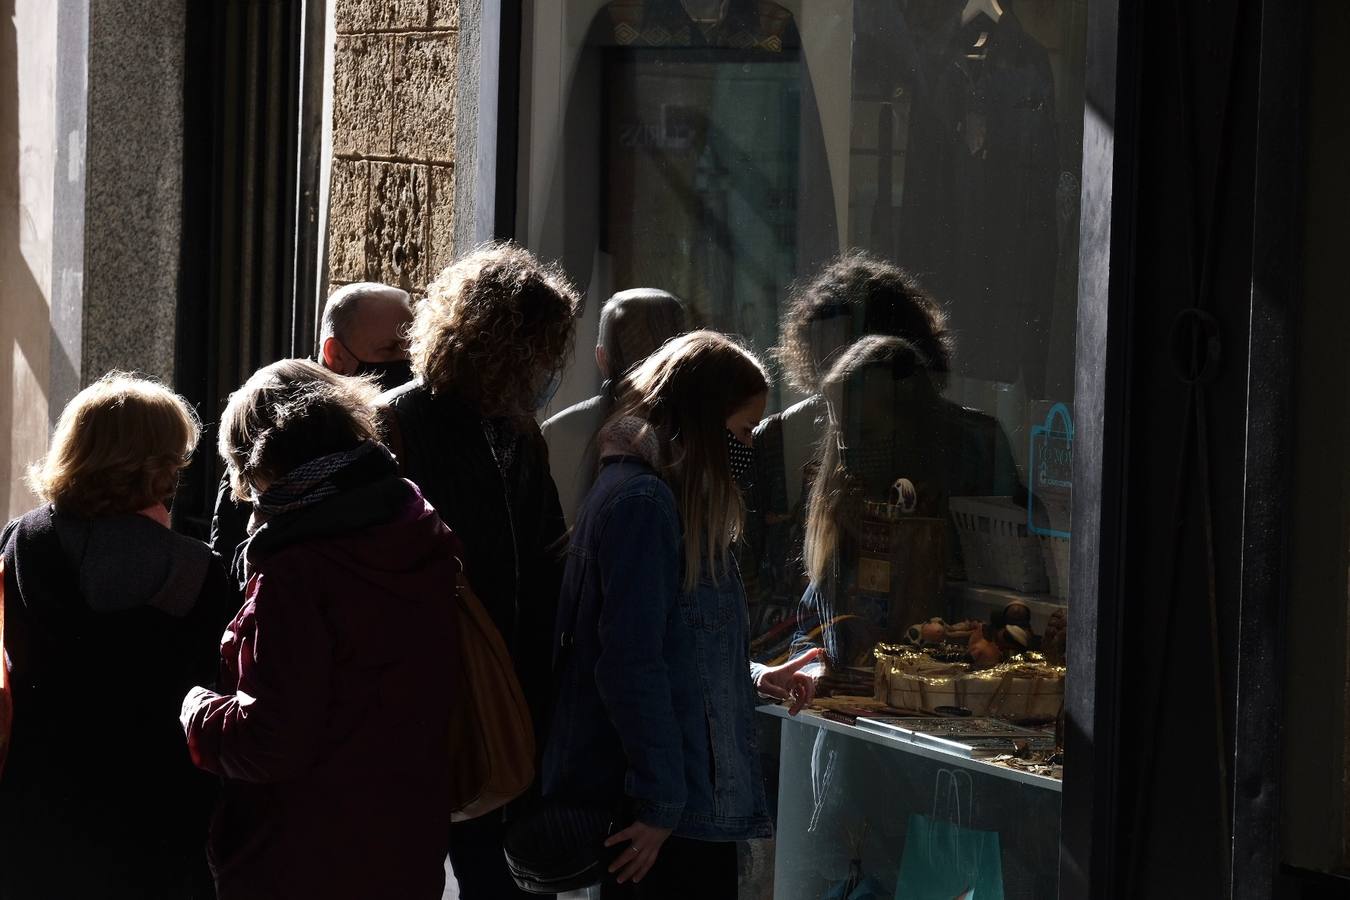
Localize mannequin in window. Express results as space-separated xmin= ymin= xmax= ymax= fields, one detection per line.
xmin=848 ymin=0 xmax=1058 ymax=395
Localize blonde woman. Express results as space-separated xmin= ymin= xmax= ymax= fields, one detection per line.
xmin=0 ymin=373 xmax=228 ymax=899
xmin=541 ymin=332 xmax=820 ymax=898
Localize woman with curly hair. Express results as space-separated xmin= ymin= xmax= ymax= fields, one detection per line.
xmin=0 ymin=373 xmax=229 ymax=898
xmin=381 ymin=240 xmax=580 ymax=899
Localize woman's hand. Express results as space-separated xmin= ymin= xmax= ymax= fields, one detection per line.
xmin=604 ymin=820 xmax=674 ymax=885
xmin=755 ymin=647 xmax=824 ymax=715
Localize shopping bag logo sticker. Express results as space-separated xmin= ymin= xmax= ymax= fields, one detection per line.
xmin=1027 ymin=403 xmax=1072 ymax=539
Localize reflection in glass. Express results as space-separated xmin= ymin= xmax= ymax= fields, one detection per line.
xmin=522 ymin=0 xmax=1088 ymax=895
xmin=792 ymin=328 xmax=1019 ymax=668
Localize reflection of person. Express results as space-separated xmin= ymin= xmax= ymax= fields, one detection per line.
xmin=541 ymin=332 xmax=818 ymax=898
xmin=182 ymin=360 xmax=459 ymax=900
xmin=208 ymin=282 xmax=415 ymax=579
xmin=792 ymin=335 xmax=1019 ymax=668
xmin=380 ymin=242 xmax=579 ymax=900
xmin=746 ymin=252 xmax=958 ymax=623
xmin=543 ymin=288 xmax=689 ymax=524
xmin=1 ymin=374 xmax=229 ymax=898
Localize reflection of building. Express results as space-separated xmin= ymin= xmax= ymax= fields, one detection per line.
xmin=0 ymin=0 xmax=1345 ymax=896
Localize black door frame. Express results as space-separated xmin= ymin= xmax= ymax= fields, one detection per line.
xmin=1063 ymin=0 xmax=1306 ymax=897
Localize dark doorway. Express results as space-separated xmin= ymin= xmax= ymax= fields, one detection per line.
xmin=175 ymin=0 xmax=327 ymax=538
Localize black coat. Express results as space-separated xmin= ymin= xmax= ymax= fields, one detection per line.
xmin=381 ymin=382 xmax=567 ymax=732
xmin=0 ymin=505 xmax=233 ymax=899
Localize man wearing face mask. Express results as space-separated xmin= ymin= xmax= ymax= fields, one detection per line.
xmin=207 ymin=282 xmax=417 ymax=577
xmin=317 ymin=282 xmax=416 ymax=391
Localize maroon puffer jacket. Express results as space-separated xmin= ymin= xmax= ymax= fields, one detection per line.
xmin=182 ymin=481 xmax=460 ymax=900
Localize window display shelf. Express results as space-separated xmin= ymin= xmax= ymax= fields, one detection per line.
xmin=760 ymin=705 xmax=1061 ymax=793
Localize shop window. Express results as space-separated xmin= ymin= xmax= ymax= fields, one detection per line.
xmin=519 ymin=0 xmax=1088 ymax=895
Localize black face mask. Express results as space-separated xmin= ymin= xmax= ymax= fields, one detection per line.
xmin=354 ymin=358 xmax=415 ymax=393
xmin=726 ymin=429 xmax=756 ymax=490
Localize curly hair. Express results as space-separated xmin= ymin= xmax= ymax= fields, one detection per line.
xmin=410 ymin=241 xmax=581 ymax=416
xmin=777 ymin=251 xmax=953 ymax=394
xmin=218 ymin=358 xmax=383 ymax=502
xmin=28 ymin=372 xmax=201 ymax=517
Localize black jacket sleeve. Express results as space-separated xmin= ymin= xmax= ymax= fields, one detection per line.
xmin=208 ymin=472 xmax=251 ymax=589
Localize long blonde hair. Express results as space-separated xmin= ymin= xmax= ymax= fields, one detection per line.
xmin=28 ymin=372 xmax=200 ymax=517
xmin=610 ymin=331 xmax=768 ymax=590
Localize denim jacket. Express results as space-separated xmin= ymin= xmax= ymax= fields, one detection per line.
xmin=541 ymin=456 xmax=772 ymax=841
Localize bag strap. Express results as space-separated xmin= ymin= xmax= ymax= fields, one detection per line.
xmin=377 ymin=404 xmax=408 ymax=476
xmin=928 ymin=767 xmax=975 ymax=869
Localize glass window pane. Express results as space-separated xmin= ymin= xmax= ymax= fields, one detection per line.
xmin=521 ymin=1 xmax=1088 ymax=895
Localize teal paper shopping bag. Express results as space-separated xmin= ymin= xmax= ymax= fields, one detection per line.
xmin=895 ymin=770 xmax=1005 ymax=899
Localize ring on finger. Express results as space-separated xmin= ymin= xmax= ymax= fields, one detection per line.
xmin=630 ymin=846 xmax=641 ymax=853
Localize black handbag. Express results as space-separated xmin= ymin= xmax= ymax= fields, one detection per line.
xmin=503 ymin=800 xmax=623 ymax=893
xmin=504 ymin=566 xmax=631 ymax=893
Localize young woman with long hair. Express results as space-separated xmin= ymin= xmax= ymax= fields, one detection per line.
xmin=541 ymin=331 xmax=821 ymax=898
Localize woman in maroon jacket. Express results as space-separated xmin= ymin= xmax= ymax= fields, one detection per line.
xmin=180 ymin=359 xmax=461 ymax=900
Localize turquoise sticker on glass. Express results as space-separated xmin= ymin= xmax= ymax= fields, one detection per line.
xmin=1028 ymin=403 xmax=1072 ymax=538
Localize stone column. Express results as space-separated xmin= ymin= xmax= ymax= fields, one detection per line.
xmin=328 ymin=0 xmax=460 ymax=298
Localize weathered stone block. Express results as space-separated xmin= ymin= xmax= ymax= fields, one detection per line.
xmin=393 ymin=0 xmax=432 ymax=29
xmin=430 ymin=0 xmax=460 ymax=30
xmin=391 ymin=33 xmax=457 ymax=164
xmin=426 ymin=163 xmax=456 ymax=281
xmin=332 ymin=35 xmax=393 ymax=157
xmin=327 ymin=159 xmax=370 ymax=284
xmin=336 ymin=0 xmax=430 ymax=33
xmin=368 ymin=162 xmax=429 ymax=290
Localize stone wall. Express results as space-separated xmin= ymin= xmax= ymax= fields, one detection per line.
xmin=328 ymin=0 xmax=459 ymax=296
xmin=82 ymin=0 xmax=184 ymax=386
